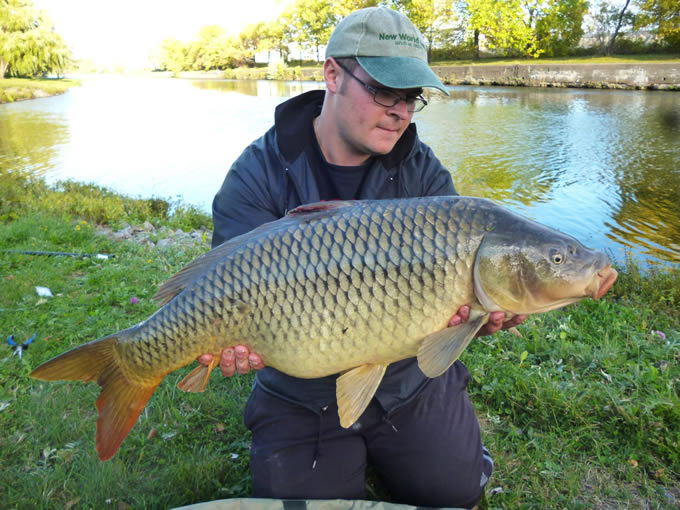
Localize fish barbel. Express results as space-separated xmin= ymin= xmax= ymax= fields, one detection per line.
xmin=31 ymin=197 xmax=617 ymax=460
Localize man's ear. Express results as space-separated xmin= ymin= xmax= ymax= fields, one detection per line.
xmin=324 ymin=58 xmax=340 ymax=94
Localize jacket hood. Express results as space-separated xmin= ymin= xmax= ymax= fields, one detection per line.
xmin=273 ymin=89 xmax=417 ymax=169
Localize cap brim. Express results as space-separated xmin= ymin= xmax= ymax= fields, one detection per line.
xmin=357 ymin=56 xmax=449 ymax=95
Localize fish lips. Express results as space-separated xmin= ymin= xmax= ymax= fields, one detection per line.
xmin=593 ymin=265 xmax=618 ymax=300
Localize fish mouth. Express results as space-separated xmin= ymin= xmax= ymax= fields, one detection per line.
xmin=593 ymin=265 xmax=618 ymax=300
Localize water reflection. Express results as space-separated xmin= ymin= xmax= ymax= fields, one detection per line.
xmin=192 ymin=79 xmax=323 ymax=97
xmin=0 ymin=77 xmax=678 ymax=265
xmin=0 ymin=109 xmax=68 ymax=175
xmin=417 ymin=86 xmax=680 ymax=264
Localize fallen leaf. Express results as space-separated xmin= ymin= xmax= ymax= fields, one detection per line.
xmin=628 ymin=459 xmax=638 ymax=468
xmin=65 ymin=497 xmax=80 ymax=509
xmin=215 ymin=423 xmax=226 ymax=433
xmin=655 ymin=468 xmax=665 ymax=478
xmin=146 ymin=428 xmax=157 ymax=440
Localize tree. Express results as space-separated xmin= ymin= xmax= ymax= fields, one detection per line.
xmin=464 ymin=0 xmax=541 ymax=57
xmin=586 ymin=0 xmax=636 ymax=53
xmin=261 ymin=20 xmax=289 ymax=62
xmin=282 ymin=0 xmax=340 ymax=62
xmin=392 ymin=0 xmax=458 ymax=60
xmin=0 ymin=0 xmax=71 ymax=78
xmin=607 ymin=0 xmax=633 ymax=54
xmin=531 ymin=0 xmax=589 ymax=56
xmin=635 ymin=0 xmax=680 ymax=48
xmin=186 ymin=25 xmax=246 ymax=70
xmin=240 ymin=22 xmax=267 ymax=65
xmin=158 ymin=37 xmax=188 ymax=74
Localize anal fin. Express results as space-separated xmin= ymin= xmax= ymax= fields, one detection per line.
xmin=177 ymin=358 xmax=219 ymax=392
xmin=417 ymin=313 xmax=489 ymax=378
xmin=336 ymin=363 xmax=387 ymax=428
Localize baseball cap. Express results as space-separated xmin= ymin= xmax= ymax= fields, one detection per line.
xmin=325 ymin=7 xmax=449 ymax=95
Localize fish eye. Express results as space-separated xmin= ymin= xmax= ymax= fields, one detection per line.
xmin=550 ymin=248 xmax=565 ymax=264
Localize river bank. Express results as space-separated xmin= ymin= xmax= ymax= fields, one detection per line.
xmin=188 ymin=59 xmax=680 ymax=91
xmin=431 ymin=62 xmax=680 ymax=90
xmin=0 ymin=78 xmax=79 ymax=104
xmin=1 ymin=186 xmax=678 ymax=508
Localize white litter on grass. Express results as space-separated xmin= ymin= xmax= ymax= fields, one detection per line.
xmin=35 ymin=286 xmax=54 ymax=297
xmin=230 ymin=453 xmax=239 ymax=460
xmin=0 ymin=402 xmax=10 ymax=412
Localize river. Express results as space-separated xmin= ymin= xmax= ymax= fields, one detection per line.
xmin=1 ymin=74 xmax=678 ymax=265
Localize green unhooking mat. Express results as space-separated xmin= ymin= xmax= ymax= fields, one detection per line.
xmin=173 ymin=498 xmax=466 ymax=510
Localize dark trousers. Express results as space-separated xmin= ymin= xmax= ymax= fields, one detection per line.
xmin=243 ymin=362 xmax=490 ymax=509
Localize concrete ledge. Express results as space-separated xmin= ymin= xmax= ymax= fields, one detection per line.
xmin=432 ymin=62 xmax=680 ymax=90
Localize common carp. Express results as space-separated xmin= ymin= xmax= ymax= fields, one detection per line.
xmin=31 ymin=197 xmax=617 ymax=460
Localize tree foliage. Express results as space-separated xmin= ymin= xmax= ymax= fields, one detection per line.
xmin=393 ymin=0 xmax=459 ymax=59
xmin=532 ymin=0 xmax=589 ymax=57
xmin=153 ymin=0 xmax=679 ymax=73
xmin=464 ymin=0 xmax=541 ymax=57
xmin=0 ymin=0 xmax=71 ymax=78
xmin=635 ymin=0 xmax=680 ymax=48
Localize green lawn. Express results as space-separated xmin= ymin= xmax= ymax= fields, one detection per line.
xmin=0 ymin=177 xmax=678 ymax=509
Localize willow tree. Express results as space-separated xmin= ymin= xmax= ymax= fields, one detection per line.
xmin=0 ymin=0 xmax=71 ymax=78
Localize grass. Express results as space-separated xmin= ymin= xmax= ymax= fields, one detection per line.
xmin=0 ymin=175 xmax=678 ymax=509
xmin=0 ymin=78 xmax=80 ymax=104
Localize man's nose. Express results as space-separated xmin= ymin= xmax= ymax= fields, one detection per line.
xmin=386 ymin=98 xmax=410 ymax=119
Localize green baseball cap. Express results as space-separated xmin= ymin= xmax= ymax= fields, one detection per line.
xmin=326 ymin=7 xmax=448 ymax=95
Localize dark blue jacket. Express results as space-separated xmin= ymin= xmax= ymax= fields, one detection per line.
xmin=212 ymin=90 xmax=458 ymax=414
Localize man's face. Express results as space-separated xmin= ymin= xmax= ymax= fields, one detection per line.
xmin=333 ymin=62 xmax=419 ymax=159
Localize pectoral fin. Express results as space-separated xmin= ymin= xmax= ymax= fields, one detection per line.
xmin=417 ymin=313 xmax=489 ymax=377
xmin=177 ymin=358 xmax=219 ymax=392
xmin=336 ymin=363 xmax=387 ymax=428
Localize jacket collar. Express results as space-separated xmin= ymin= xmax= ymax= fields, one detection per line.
xmin=274 ymin=89 xmax=417 ymax=170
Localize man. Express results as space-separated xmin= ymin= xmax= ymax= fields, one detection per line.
xmin=200 ymin=7 xmax=525 ymax=509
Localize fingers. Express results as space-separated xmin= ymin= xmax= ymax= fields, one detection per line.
xmin=506 ymin=314 xmax=528 ymax=328
xmin=197 ymin=353 xmax=213 ymax=366
xmin=219 ymin=345 xmax=265 ymax=377
xmin=448 ymin=304 xmax=470 ymax=327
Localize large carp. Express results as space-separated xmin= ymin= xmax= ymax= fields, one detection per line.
xmin=31 ymin=197 xmax=617 ymax=460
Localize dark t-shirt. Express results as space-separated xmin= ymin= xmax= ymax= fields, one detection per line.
xmin=310 ymin=120 xmax=372 ymax=201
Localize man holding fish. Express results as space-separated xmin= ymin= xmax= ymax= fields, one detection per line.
xmin=204 ymin=7 xmax=524 ymax=509
xmin=32 ymin=6 xmax=616 ymax=510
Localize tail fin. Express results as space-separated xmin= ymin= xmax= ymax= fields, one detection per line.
xmin=30 ymin=332 xmax=163 ymax=461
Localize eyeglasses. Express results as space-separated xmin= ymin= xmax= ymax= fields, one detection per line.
xmin=335 ymin=60 xmax=428 ymax=113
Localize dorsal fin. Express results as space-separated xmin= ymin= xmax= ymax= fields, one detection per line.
xmin=153 ymin=201 xmax=358 ymax=306
xmin=287 ymin=200 xmax=355 ymax=215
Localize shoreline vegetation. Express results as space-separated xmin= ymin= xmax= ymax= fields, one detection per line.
xmin=0 ymin=172 xmax=679 ymax=508
xmin=0 ymin=78 xmax=80 ymax=104
xmin=0 ymin=54 xmax=678 ymax=105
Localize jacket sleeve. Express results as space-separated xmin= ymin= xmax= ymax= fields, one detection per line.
xmin=211 ymin=130 xmax=283 ymax=248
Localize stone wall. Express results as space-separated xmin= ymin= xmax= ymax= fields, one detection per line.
xmin=431 ymin=62 xmax=680 ymax=90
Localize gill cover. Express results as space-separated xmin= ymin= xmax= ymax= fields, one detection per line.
xmin=473 ymin=230 xmax=605 ymax=315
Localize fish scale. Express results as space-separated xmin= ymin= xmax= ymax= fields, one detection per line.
xmin=31 ymin=196 xmax=618 ymax=460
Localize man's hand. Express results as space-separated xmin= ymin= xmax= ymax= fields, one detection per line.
xmin=197 ymin=345 xmax=265 ymax=377
xmin=448 ymin=305 xmax=527 ymax=337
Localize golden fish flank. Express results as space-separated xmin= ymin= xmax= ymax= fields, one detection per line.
xmin=30 ymin=196 xmax=618 ymax=460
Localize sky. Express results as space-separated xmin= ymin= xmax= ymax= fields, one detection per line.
xmin=33 ymin=0 xmax=291 ymax=69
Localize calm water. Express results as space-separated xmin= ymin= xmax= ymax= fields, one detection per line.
xmin=1 ymin=75 xmax=679 ymax=265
